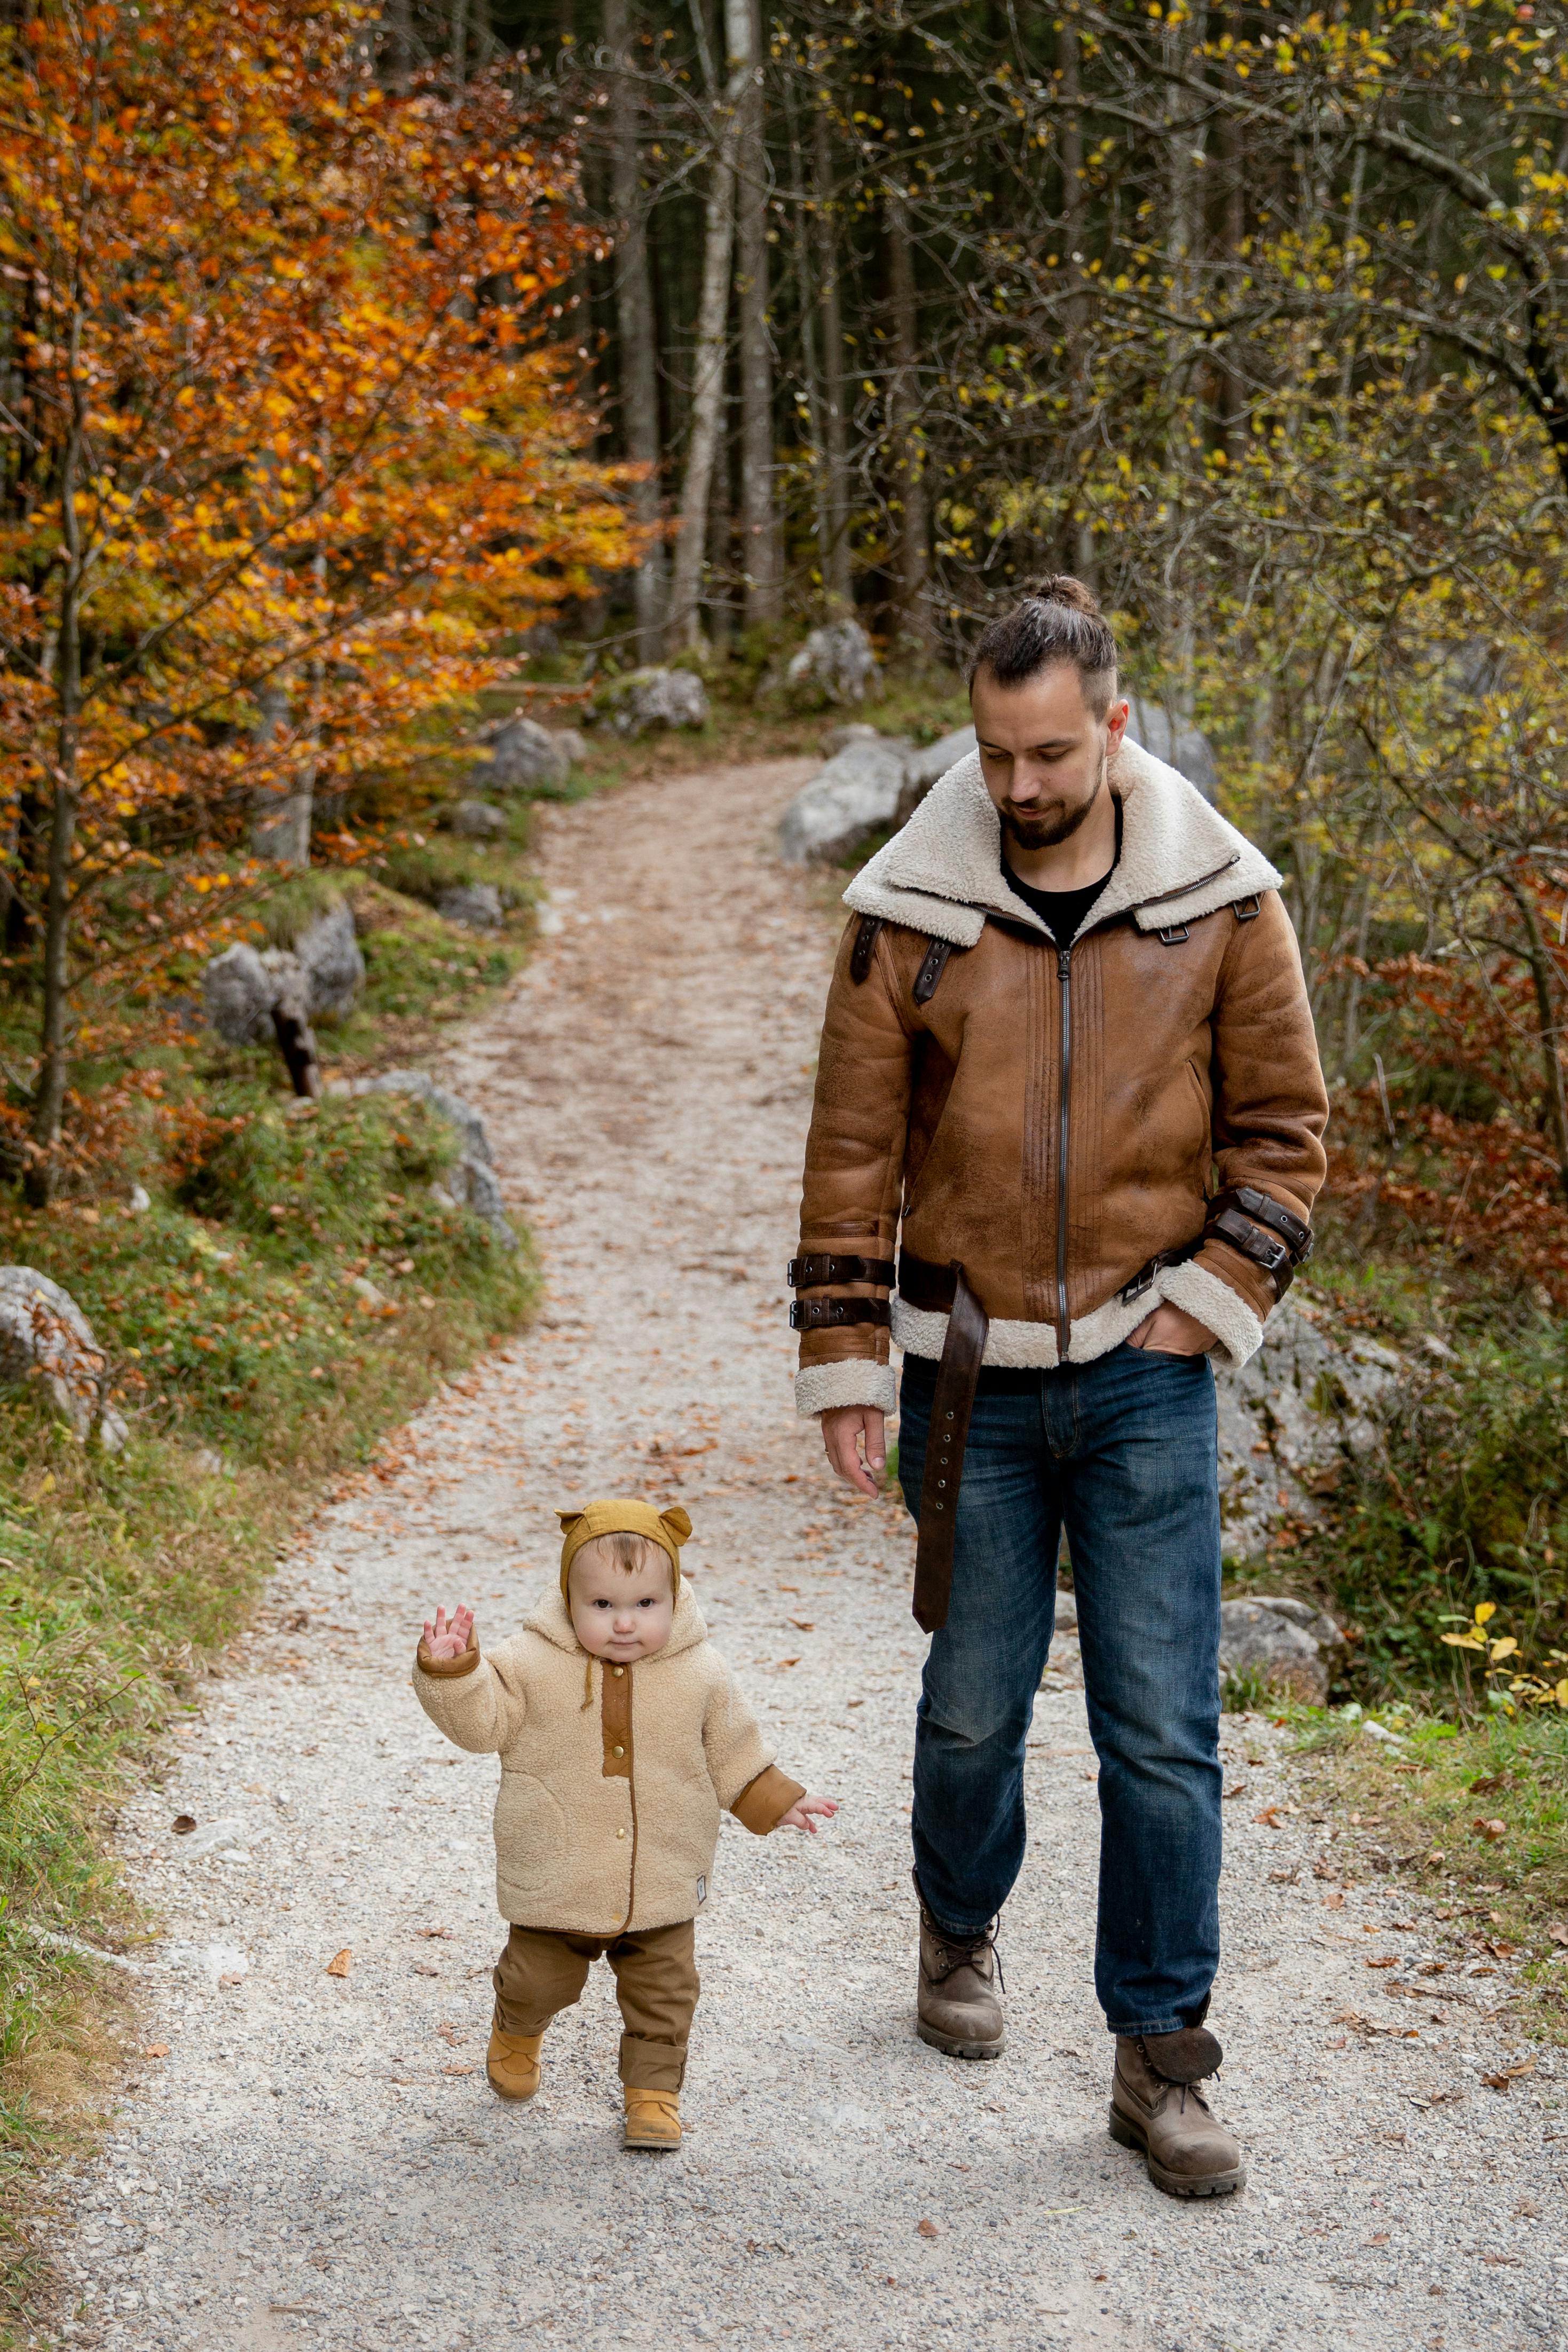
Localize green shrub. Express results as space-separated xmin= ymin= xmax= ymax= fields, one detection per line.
xmin=1293 ymin=1314 xmax=1568 ymax=1698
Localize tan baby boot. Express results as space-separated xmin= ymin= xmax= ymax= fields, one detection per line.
xmin=486 ymin=2026 xmax=543 ymax=2101
xmin=623 ymin=2087 xmax=682 ymax=2150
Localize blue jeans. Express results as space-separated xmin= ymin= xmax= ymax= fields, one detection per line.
xmin=897 ymin=1343 xmax=1223 ymax=2038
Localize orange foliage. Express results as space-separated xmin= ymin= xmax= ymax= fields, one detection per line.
xmin=0 ymin=0 xmax=640 ymax=1153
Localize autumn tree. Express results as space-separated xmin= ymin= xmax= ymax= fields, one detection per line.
xmin=0 ymin=0 xmax=639 ymax=1198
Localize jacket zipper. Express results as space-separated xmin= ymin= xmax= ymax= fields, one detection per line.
xmin=1055 ymin=943 xmax=1073 ymax=1359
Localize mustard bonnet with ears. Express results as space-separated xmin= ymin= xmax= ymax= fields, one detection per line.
xmin=556 ymin=1499 xmax=693 ymax=1603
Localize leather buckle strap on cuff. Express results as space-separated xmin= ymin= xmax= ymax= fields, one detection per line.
xmin=1117 ymin=1239 xmax=1202 ymax=1305
xmin=787 ymin=1252 xmax=896 ymax=1292
xmin=1206 ymin=1184 xmax=1313 ymax=1264
xmin=912 ymin=1263 xmax=989 ymax=1635
xmin=789 ymin=1296 xmax=892 ymax=1332
xmin=1207 ymin=1207 xmax=1294 ymax=1294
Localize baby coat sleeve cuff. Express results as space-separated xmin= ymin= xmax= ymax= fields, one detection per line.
xmin=415 ymin=1633 xmax=482 ymax=1679
xmin=729 ymin=1765 xmax=806 ymax=1835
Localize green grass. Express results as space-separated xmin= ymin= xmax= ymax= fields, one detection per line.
xmin=1286 ymin=1701 xmax=1568 ymax=2034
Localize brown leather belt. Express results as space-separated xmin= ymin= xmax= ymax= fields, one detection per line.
xmin=900 ymin=1252 xmax=990 ymax=1635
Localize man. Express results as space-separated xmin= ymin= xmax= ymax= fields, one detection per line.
xmin=789 ymin=578 xmax=1327 ymax=2199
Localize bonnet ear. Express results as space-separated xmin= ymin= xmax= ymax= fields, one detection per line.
xmin=556 ymin=1509 xmax=585 ymax=1536
xmin=659 ymin=1506 xmax=692 ymax=1548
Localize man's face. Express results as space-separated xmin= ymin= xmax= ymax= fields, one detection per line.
xmin=971 ymin=662 xmax=1129 ymax=853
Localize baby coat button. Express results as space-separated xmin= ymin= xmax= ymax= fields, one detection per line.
xmin=612 ymin=1743 xmax=625 ymax=1756
xmin=612 ymin=1665 xmax=625 ymax=1676
xmin=616 ymin=1827 xmax=627 ymax=1839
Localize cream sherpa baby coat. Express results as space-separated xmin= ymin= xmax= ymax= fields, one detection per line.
xmin=413 ymin=1586 xmax=803 ymax=1933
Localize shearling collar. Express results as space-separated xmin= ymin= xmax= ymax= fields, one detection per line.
xmin=522 ymin=1582 xmax=710 ymax=1662
xmin=842 ymin=737 xmax=1281 ymax=948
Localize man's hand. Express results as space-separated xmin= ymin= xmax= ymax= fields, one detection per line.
xmin=1128 ymin=1303 xmax=1217 ymax=1356
xmin=821 ymin=1404 xmax=886 ymax=1496
xmin=421 ymin=1602 xmax=474 ymax=1659
xmin=777 ymin=1794 xmax=839 ymax=1835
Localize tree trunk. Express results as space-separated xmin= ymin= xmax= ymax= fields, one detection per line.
xmin=1509 ymin=879 xmax=1568 ymax=1198
xmin=1058 ymin=22 xmax=1095 ymax=586
xmin=885 ymin=188 xmax=933 ymax=655
xmin=810 ymin=100 xmax=853 ymax=610
xmin=668 ymin=64 xmax=743 ymax=649
xmin=250 ymin=677 xmax=311 ymax=867
xmin=727 ymin=0 xmax=781 ymax=628
xmin=28 ymin=329 xmax=87 ymax=1204
xmin=605 ymin=0 xmax=668 ymax=657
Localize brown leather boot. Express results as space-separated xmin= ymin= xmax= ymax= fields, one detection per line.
xmin=1108 ymin=2026 xmax=1244 ymax=2198
xmin=913 ymin=1875 xmax=1004 ymax=2059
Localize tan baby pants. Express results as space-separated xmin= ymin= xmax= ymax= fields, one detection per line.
xmin=492 ymin=1918 xmax=699 ymax=2092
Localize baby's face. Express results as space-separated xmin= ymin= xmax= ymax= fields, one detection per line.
xmin=568 ymin=1553 xmax=675 ymax=1662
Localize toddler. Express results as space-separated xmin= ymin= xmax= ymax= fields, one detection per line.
xmin=414 ymin=1498 xmax=834 ymax=2149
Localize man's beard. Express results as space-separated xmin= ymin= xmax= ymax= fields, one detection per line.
xmin=1001 ymin=791 xmax=1096 ymax=853
xmin=999 ymin=753 xmax=1106 ymax=854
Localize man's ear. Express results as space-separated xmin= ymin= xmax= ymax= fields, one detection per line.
xmin=659 ymin=1506 xmax=692 ymax=1548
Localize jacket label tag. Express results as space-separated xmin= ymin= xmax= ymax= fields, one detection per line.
xmin=696 ymin=1875 xmax=707 ymax=1905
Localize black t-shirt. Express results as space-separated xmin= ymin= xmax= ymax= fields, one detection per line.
xmin=1002 ymin=800 xmax=1123 ymax=946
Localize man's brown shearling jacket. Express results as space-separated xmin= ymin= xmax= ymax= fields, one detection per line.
xmin=793 ymin=737 xmax=1329 ymax=1417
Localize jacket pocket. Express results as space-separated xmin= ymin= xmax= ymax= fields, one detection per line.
xmin=1183 ymin=1058 xmax=1212 ymax=1164
xmin=493 ymin=1771 xmax=570 ymax=1905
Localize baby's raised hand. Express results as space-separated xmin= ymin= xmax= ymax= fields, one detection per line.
xmin=422 ymin=1603 xmax=474 ymax=1661
xmin=777 ymin=1794 xmax=838 ymax=1836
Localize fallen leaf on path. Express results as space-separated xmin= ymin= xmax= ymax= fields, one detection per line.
xmin=325 ymin=1948 xmax=351 ymax=1978
xmin=442 ymin=2063 xmax=474 ymax=2076
xmin=1468 ymin=1773 xmax=1503 ymax=1794
xmin=1222 ymin=1783 xmax=1248 ymax=1799
xmin=1481 ymin=2251 xmax=1522 ymax=2264
xmin=1482 ymin=2058 xmax=1535 ymax=2091
xmin=774 ymin=1658 xmax=800 ymax=1670
xmin=1322 ymin=1893 xmax=1345 ymax=1910
xmin=1365 ymin=1957 xmax=1399 ymax=1970
xmin=1269 ymin=1868 xmax=1299 ymax=1883
xmin=1254 ymin=1805 xmax=1282 ymax=1826
xmin=1551 ymin=1924 xmax=1568 ymax=1947
xmin=144 ymin=2044 xmax=170 ymax=2059
xmin=789 ymin=1619 xmax=815 ymax=1632
xmin=413 ymin=1963 xmax=440 ymax=1977
xmin=218 ymin=1972 xmax=245 ymax=1989
xmin=171 ymin=1815 xmax=196 ymax=1835
xmin=414 ymin=1927 xmax=453 ymax=1940
xmin=1365 ymin=2233 xmax=1389 ymax=2246
xmin=1472 ymin=1818 xmax=1507 ymax=1841
xmin=917 ymin=2218 xmax=939 ymax=2239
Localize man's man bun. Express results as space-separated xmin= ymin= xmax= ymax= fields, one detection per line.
xmin=967 ymin=575 xmax=1118 ymax=715
xmin=1025 ymin=573 xmax=1105 ymax=620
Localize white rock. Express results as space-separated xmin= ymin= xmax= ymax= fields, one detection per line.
xmin=436 ymin=883 xmax=503 ymax=931
xmin=777 ymin=737 xmax=913 ymax=866
xmin=785 ymin=620 xmax=881 ymax=706
xmin=128 ymin=1185 xmax=151 ymax=1213
xmin=821 ymin=722 xmax=883 ymax=758
xmin=595 ymin=667 xmax=710 ymax=737
xmin=202 ymin=943 xmax=278 ymax=1045
xmin=0 ymin=1266 xmax=125 ymax=1448
xmin=478 ymin=717 xmax=571 ymax=791
xmin=1216 ymin=1293 xmax=1399 ymax=1561
xmin=1219 ymin=1596 xmax=1343 ymax=1703
xmin=292 ymin=901 xmax=364 ymax=1020
xmin=442 ymin=799 xmax=509 ymax=840
xmin=1123 ymin=694 xmax=1218 ymax=804
xmin=894 ymin=724 xmax=979 ymax=825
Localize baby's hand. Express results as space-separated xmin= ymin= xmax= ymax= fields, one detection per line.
xmin=422 ymin=1603 xmax=474 ymax=1661
xmin=777 ymin=1794 xmax=838 ymax=1836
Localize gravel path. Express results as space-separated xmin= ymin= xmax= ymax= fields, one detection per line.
xmin=44 ymin=759 xmax=1565 ymax=2352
